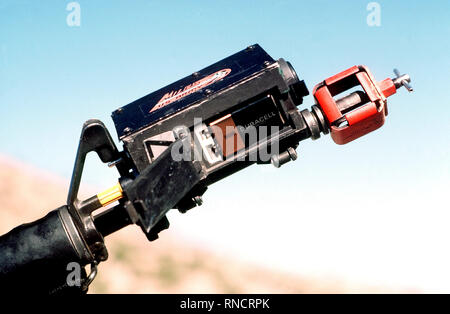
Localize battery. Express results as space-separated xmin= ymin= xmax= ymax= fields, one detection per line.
xmin=209 ymin=94 xmax=285 ymax=159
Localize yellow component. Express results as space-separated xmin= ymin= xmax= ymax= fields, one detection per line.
xmin=97 ymin=183 xmax=123 ymax=206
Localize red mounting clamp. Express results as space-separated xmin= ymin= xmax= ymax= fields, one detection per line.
xmin=313 ymin=65 xmax=411 ymax=144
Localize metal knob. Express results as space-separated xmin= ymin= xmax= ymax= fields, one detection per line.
xmin=270 ymin=147 xmax=298 ymax=168
xmin=393 ymin=68 xmax=413 ymax=92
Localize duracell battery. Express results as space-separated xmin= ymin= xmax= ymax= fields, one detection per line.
xmin=209 ymin=94 xmax=285 ymax=158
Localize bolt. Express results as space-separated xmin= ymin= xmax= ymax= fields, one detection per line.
xmin=123 ymin=127 xmax=132 ymax=134
xmin=204 ymin=89 xmax=212 ymax=95
xmin=194 ymin=196 xmax=203 ymax=206
xmin=264 ymin=61 xmax=271 ymax=67
xmin=192 ymin=71 xmax=200 ymax=77
xmin=271 ymin=147 xmax=298 ymax=168
xmin=91 ymin=242 xmax=108 ymax=261
xmin=287 ymin=147 xmax=297 ymax=161
xmin=108 ymin=157 xmax=123 ymax=168
xmin=173 ymin=126 xmax=189 ymax=139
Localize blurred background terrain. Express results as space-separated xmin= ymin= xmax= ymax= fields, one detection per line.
xmin=0 ymin=154 xmax=403 ymax=293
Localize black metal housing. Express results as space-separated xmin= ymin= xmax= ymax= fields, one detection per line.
xmin=112 ymin=44 xmax=311 ymax=183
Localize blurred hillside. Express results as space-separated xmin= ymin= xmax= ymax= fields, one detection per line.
xmin=0 ymin=154 xmax=395 ymax=293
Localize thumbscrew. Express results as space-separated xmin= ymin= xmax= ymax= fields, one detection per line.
xmin=393 ymin=68 xmax=413 ymax=92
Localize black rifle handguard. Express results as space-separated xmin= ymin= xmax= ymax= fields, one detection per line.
xmin=0 ymin=206 xmax=92 ymax=294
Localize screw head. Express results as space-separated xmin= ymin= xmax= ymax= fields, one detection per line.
xmin=91 ymin=241 xmax=108 ymax=261
xmin=194 ymin=196 xmax=203 ymax=206
xmin=123 ymin=127 xmax=132 ymax=134
xmin=270 ymin=154 xmax=281 ymax=168
xmin=287 ymin=147 xmax=298 ymax=161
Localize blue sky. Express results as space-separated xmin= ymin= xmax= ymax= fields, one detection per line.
xmin=1 ymin=1 xmax=449 ymax=290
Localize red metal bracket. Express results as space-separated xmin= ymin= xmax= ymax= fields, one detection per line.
xmin=313 ymin=65 xmax=397 ymax=144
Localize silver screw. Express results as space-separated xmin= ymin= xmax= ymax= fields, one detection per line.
xmin=287 ymin=147 xmax=297 ymax=161
xmin=108 ymin=157 xmax=123 ymax=168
